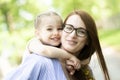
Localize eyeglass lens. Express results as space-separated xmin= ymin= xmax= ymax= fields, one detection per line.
xmin=64 ymin=24 xmax=87 ymax=37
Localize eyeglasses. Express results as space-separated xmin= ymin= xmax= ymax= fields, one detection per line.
xmin=63 ymin=24 xmax=87 ymax=37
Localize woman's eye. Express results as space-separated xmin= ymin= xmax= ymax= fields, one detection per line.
xmin=66 ymin=26 xmax=73 ymax=31
xmin=77 ymin=30 xmax=86 ymax=34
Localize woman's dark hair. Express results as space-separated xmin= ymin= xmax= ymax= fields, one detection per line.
xmin=64 ymin=10 xmax=110 ymax=80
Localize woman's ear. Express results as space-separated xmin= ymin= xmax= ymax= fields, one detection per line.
xmin=86 ymin=41 xmax=88 ymax=45
xmin=86 ymin=40 xmax=89 ymax=45
xmin=86 ymin=37 xmax=89 ymax=45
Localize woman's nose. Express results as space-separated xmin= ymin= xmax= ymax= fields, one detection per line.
xmin=69 ymin=30 xmax=77 ymax=38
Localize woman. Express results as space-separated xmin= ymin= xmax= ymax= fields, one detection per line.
xmin=29 ymin=10 xmax=110 ymax=80
xmin=61 ymin=10 xmax=110 ymax=80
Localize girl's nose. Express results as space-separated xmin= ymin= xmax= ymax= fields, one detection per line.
xmin=53 ymin=30 xmax=59 ymax=35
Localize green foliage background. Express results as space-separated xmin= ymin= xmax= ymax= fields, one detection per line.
xmin=0 ymin=0 xmax=120 ymax=65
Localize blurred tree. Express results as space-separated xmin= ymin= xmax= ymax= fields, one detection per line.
xmin=106 ymin=0 xmax=120 ymax=16
xmin=0 ymin=0 xmax=52 ymax=65
xmin=52 ymin=0 xmax=120 ymax=20
xmin=0 ymin=0 xmax=51 ymax=32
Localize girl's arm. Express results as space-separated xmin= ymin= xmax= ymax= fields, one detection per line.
xmin=28 ymin=38 xmax=74 ymax=60
xmin=27 ymin=38 xmax=81 ymax=69
xmin=27 ymin=38 xmax=90 ymax=74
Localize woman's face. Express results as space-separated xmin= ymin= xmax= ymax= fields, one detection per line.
xmin=61 ymin=14 xmax=88 ymax=55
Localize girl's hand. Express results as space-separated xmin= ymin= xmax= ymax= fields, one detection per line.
xmin=67 ymin=56 xmax=81 ymax=70
xmin=66 ymin=58 xmax=81 ymax=75
xmin=66 ymin=65 xmax=75 ymax=75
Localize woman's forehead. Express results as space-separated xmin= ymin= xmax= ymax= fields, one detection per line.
xmin=66 ymin=14 xmax=86 ymax=29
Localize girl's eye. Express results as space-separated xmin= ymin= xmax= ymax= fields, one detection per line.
xmin=58 ymin=27 xmax=63 ymax=31
xmin=47 ymin=28 xmax=53 ymax=31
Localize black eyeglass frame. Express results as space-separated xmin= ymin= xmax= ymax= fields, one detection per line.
xmin=63 ymin=24 xmax=88 ymax=37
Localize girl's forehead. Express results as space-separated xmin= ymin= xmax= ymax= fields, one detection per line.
xmin=40 ymin=16 xmax=61 ymax=23
xmin=38 ymin=16 xmax=62 ymax=28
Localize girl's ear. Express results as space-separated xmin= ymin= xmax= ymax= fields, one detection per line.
xmin=35 ymin=29 xmax=40 ymax=39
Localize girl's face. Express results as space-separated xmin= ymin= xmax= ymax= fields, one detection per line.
xmin=35 ymin=16 xmax=62 ymax=46
xmin=61 ymin=14 xmax=88 ymax=55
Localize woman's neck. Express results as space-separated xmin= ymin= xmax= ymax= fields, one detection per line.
xmin=60 ymin=46 xmax=80 ymax=57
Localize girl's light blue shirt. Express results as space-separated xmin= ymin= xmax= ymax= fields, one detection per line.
xmin=4 ymin=53 xmax=67 ymax=80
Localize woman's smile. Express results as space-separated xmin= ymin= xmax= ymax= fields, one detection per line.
xmin=66 ymin=39 xmax=77 ymax=45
